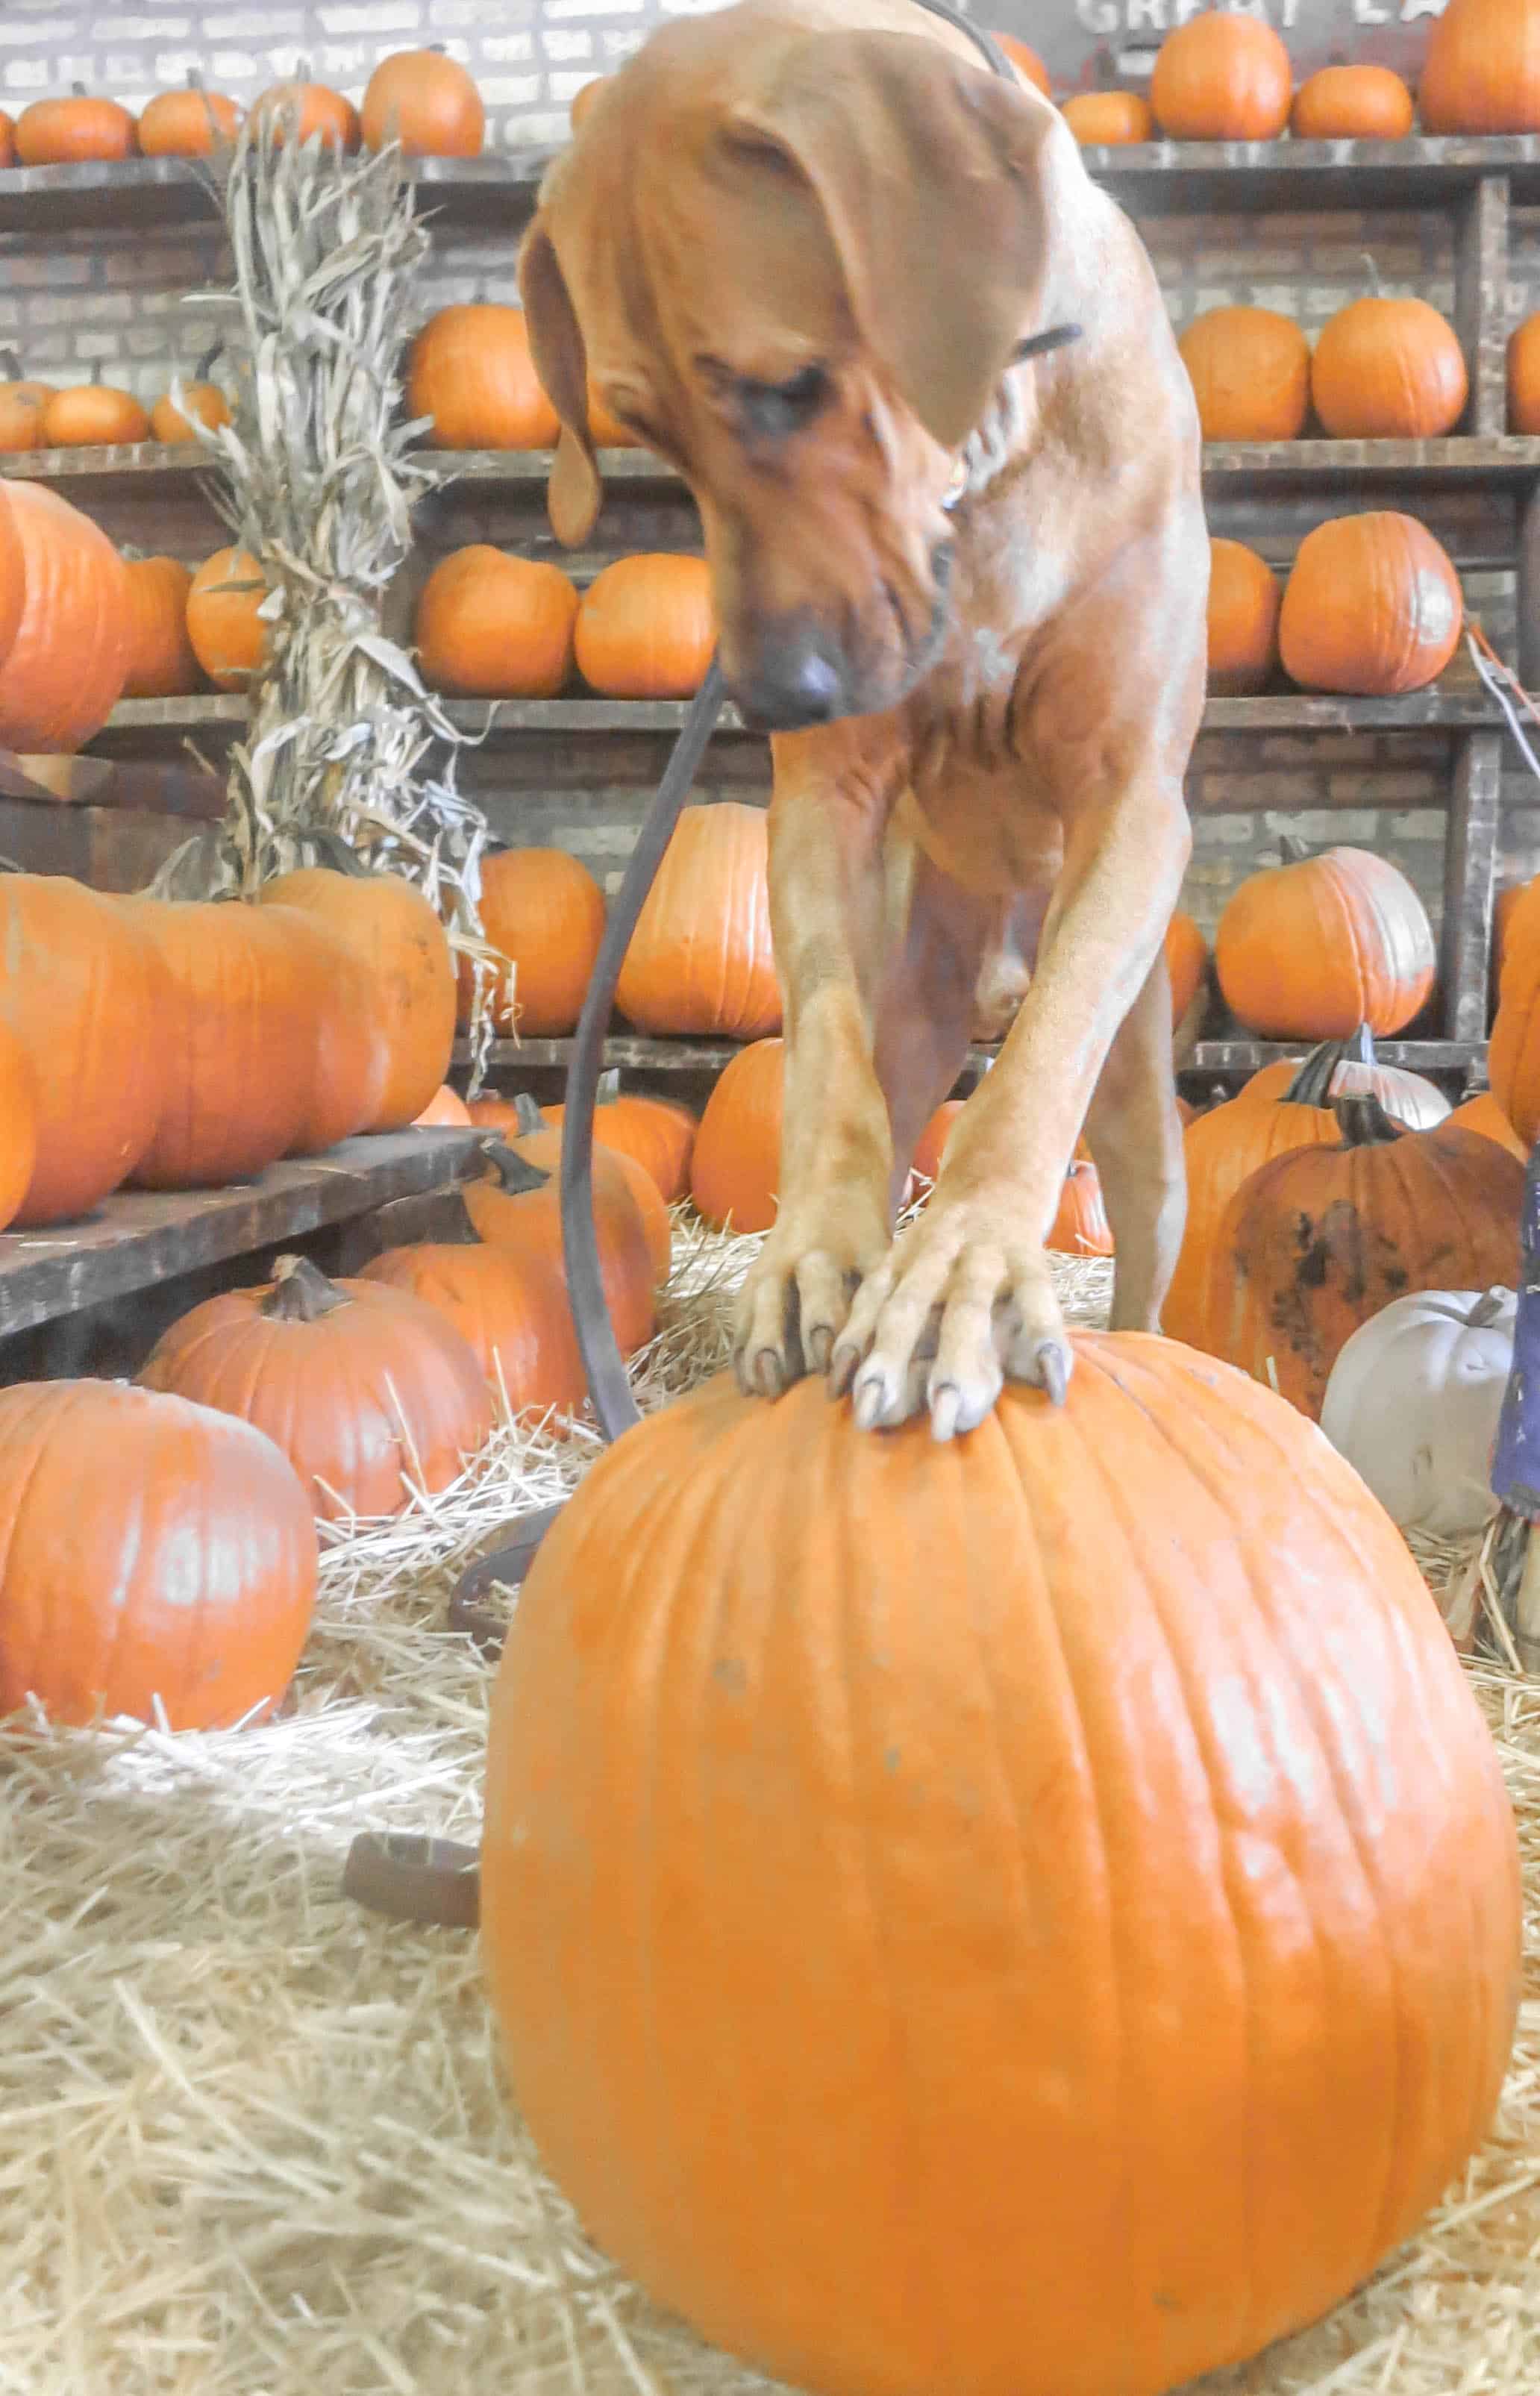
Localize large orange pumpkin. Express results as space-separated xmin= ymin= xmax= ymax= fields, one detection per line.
xmin=0 ymin=875 xmax=166 ymax=1224
xmin=1279 ymin=513 xmax=1463 ymax=696
xmin=689 ymin=1037 xmax=783 ymax=1233
xmin=121 ymin=554 xmax=203 ymax=698
xmin=463 ymin=1128 xmax=668 ymax=1357
xmin=140 ymin=1257 xmax=494 ymax=1521
xmin=542 ymin=1075 xmax=698 ymax=1204
xmin=361 ymin=46 xmax=484 ymax=156
xmin=186 ymin=545 xmax=270 ymax=689
xmin=0 ymin=1024 xmax=38 ymax=1236
xmin=0 ymin=482 xmax=21 ymax=666
xmin=1289 ymin=63 xmax=1415 ymax=140
xmin=416 ymin=546 xmax=578 ymax=698
xmin=575 ymin=554 xmax=716 ymax=698
xmin=0 ymin=354 xmax=49 ymax=455
xmin=127 ymin=901 xmax=325 ymax=1188
xmin=137 ymin=73 xmax=242 ymax=157
xmin=249 ymin=81 xmax=360 ymax=149
xmin=1206 ymin=538 xmax=1279 ymax=694
xmin=1215 ymin=841 xmax=1436 ymax=1039
xmin=255 ymin=867 xmax=457 ymax=1133
xmin=0 ymin=1380 xmax=318 ymax=1731
xmin=1060 ymin=91 xmax=1153 ymax=146
xmin=407 ymin=304 xmax=559 ymax=451
xmin=1507 ymin=312 xmax=1540 ymax=432
xmin=1177 ymin=308 xmax=1310 ymax=442
xmin=482 ymin=1339 xmax=1521 ymax=2396
xmin=1149 ymin=13 xmax=1292 ymax=140
xmin=1206 ymin=1099 xmax=1525 ymax=1418
xmin=360 ymin=1227 xmax=589 ymax=1417
xmin=40 ymin=370 xmax=151 ymax=448
xmin=1309 ymin=298 xmax=1468 ymax=441
xmin=260 ymin=902 xmax=391 ymax=1154
xmin=13 ymin=87 xmax=137 ymax=165
xmin=0 ymin=482 xmax=128 ymax=751
xmin=1421 ymin=0 xmax=1540 ymax=133
xmin=616 ymin=802 xmax=780 ymax=1039
xmin=468 ymin=845 xmax=606 ymax=1037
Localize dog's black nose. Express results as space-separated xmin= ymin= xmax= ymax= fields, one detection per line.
xmin=736 ymin=639 xmax=845 ymax=731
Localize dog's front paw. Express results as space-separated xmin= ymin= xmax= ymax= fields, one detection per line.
xmin=830 ymin=1194 xmax=1071 ymax=1440
xmin=733 ymin=1207 xmax=892 ymax=1398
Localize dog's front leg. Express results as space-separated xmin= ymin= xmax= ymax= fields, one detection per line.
xmin=733 ymin=733 xmax=902 ymax=1396
xmin=832 ymin=782 xmax=1191 ymax=1438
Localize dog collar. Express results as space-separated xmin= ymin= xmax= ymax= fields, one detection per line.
xmin=942 ymin=320 xmax=1084 ymax=512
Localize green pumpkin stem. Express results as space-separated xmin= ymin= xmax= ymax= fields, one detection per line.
xmin=512 ymin=1092 xmax=547 ymax=1137
xmin=1333 ymin=1094 xmax=1403 ymax=1148
xmin=1277 ymin=834 xmax=1312 ymax=867
xmin=477 ymin=1136 xmax=550 ymax=1195
xmin=263 ymin=1254 xmax=351 ymax=1321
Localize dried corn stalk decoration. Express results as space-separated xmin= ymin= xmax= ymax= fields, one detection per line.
xmin=150 ymin=96 xmax=498 ymax=1060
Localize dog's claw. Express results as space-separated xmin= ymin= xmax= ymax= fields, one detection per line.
xmin=929 ymin=1380 xmax=962 ymax=1443
xmin=828 ymin=1340 xmax=861 ymax=1398
xmin=1034 ymin=1339 xmax=1070 ymax=1407
xmin=752 ymin=1345 xmax=786 ymax=1398
xmin=807 ymin=1322 xmax=834 ymax=1377
xmin=853 ymin=1373 xmax=889 ymax=1432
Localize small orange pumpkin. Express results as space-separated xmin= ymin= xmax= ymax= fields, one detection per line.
xmin=138 ymin=73 xmax=242 ymax=157
xmin=0 ymin=112 xmax=13 ymax=169
xmin=466 ymin=845 xmax=606 ymax=1037
xmin=14 ymin=86 xmax=138 ymax=166
xmin=40 ymin=368 xmax=151 ymax=449
xmin=362 ymin=46 xmax=485 ymax=156
xmin=416 ymin=546 xmax=578 ymax=698
xmin=186 ymin=545 xmax=270 ymax=689
xmin=249 ymin=81 xmax=360 ymax=150
xmin=464 ymin=1126 xmax=667 ymax=1359
xmin=616 ymin=801 xmax=780 ymax=1040
xmin=689 ymin=1039 xmax=783 ymax=1233
xmin=542 ymin=1076 xmax=699 ymax=1206
xmin=150 ymin=345 xmax=231 ymax=442
xmin=0 ymin=352 xmax=49 ymax=454
xmin=407 ymin=304 xmax=559 ymax=451
xmin=1178 ymin=308 xmax=1310 ymax=442
xmin=1060 ymin=92 xmax=1153 ymax=146
xmin=1279 ymin=513 xmax=1462 ymax=696
xmin=1507 ymin=313 xmax=1540 ymax=432
xmin=575 ymin=555 xmax=716 ymax=699
xmin=1048 ymin=1160 xmax=1114 ymax=1257
xmin=360 ymin=1223 xmax=589 ymax=1417
xmin=1290 ymin=63 xmax=1415 ymax=141
xmin=1150 ymin=13 xmax=1292 ymax=141
xmin=1421 ymin=0 xmax=1540 ymax=134
xmin=1206 ymin=538 xmax=1280 ymax=695
xmin=1215 ymin=840 xmax=1436 ymax=1040
xmin=413 ymin=1083 xmax=474 ymax=1127
xmin=1310 ymin=298 xmax=1468 ymax=441
xmin=121 ymin=553 xmax=203 ymax=699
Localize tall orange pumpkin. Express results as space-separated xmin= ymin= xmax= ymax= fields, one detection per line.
xmin=1289 ymin=63 xmax=1415 ymax=140
xmin=1149 ymin=13 xmax=1292 ymax=140
xmin=0 ymin=482 xmax=128 ymax=751
xmin=616 ymin=802 xmax=780 ymax=1039
xmin=255 ymin=867 xmax=457 ymax=1133
xmin=1279 ymin=513 xmax=1463 ymax=696
xmin=689 ymin=1037 xmax=783 ymax=1233
xmin=467 ymin=845 xmax=606 ymax=1037
xmin=1060 ymin=92 xmax=1152 ymax=146
xmin=1206 ymin=1098 xmax=1525 ymax=1418
xmin=0 ymin=1023 xmax=37 ymax=1236
xmin=415 ymin=546 xmax=578 ymax=698
xmin=482 ymin=1340 xmax=1521 ymax=2396
xmin=575 ymin=555 xmax=716 ymax=699
xmin=1206 ymin=538 xmax=1280 ymax=695
xmin=1309 ymin=298 xmax=1468 ymax=441
xmin=1507 ymin=312 xmax=1540 ymax=432
xmin=0 ymin=875 xmax=167 ymax=1224
xmin=0 ymin=1380 xmax=318 ymax=1732
xmin=1215 ymin=840 xmax=1436 ymax=1039
xmin=1177 ymin=308 xmax=1310 ymax=442
xmin=361 ymin=47 xmax=485 ymax=156
xmin=186 ymin=545 xmax=270 ymax=689
xmin=407 ymin=304 xmax=559 ymax=451
xmin=1421 ymin=0 xmax=1540 ymax=133
xmin=121 ymin=554 xmax=203 ymax=698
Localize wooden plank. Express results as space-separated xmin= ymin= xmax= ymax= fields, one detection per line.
xmin=454 ymin=1033 xmax=1487 ymax=1079
xmin=1441 ymin=731 xmax=1503 ymax=1044
xmin=1191 ymin=1038 xmax=1485 ymax=1073
xmin=0 ymin=150 xmax=547 ymax=234
xmin=1085 ymin=134 xmax=1540 ymax=215
xmin=0 ymin=1130 xmax=485 ymax=1339
xmin=1453 ymin=175 xmax=1511 ymax=437
xmin=1520 ymin=479 xmax=1540 ymax=691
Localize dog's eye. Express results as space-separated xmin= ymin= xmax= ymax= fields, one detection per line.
xmin=737 ymin=364 xmax=830 ymax=440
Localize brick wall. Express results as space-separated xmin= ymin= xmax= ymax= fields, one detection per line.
xmin=1 ymin=0 xmax=1537 ymax=939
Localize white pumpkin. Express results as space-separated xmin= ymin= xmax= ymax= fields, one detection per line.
xmin=1320 ymin=1286 xmax=1516 ymax=1537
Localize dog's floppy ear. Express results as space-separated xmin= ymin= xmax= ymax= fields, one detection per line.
xmin=519 ymin=219 xmax=602 ymax=548
xmin=724 ymin=31 xmax=1059 ymax=451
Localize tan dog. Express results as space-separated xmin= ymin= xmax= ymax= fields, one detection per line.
xmin=522 ymin=0 xmax=1206 ymax=1438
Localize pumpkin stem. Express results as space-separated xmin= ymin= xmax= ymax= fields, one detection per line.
xmin=513 ymin=1092 xmax=547 ymax=1136
xmin=1359 ymin=250 xmax=1383 ymax=298
xmin=0 ymin=351 xmax=22 ymax=385
xmin=478 ymin=1136 xmax=550 ymax=1195
xmin=1333 ymin=1094 xmax=1403 ymax=1148
xmin=89 ymin=361 xmax=103 ymax=387
xmin=595 ymin=1067 xmax=620 ymax=1107
xmin=71 ymin=81 xmax=87 ymax=98
xmin=1277 ymin=834 xmax=1312 ymax=866
xmin=1469 ymin=1286 xmax=1512 ymax=1329
xmin=1285 ymin=1027 xmax=1375 ymax=1108
xmin=261 ymin=1254 xmax=351 ymax=1321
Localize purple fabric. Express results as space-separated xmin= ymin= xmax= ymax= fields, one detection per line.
xmin=1491 ymin=1141 xmax=1540 ymax=1519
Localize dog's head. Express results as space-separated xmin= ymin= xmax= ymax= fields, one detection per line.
xmin=521 ymin=8 xmax=1065 ymax=729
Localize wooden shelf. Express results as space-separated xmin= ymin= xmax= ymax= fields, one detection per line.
xmin=452 ymin=1033 xmax=1486 ymax=1079
xmin=0 ymin=150 xmax=548 ymax=234
xmin=1085 ymin=133 xmax=1540 ymax=214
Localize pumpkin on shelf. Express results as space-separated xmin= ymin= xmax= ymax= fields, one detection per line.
xmin=482 ymin=1340 xmax=1521 ymax=2396
xmin=248 ymin=80 xmax=361 ymax=150
xmin=575 ymin=555 xmax=716 ymax=699
xmin=185 ymin=545 xmax=270 ymax=689
xmin=137 ymin=72 xmax=242 ymax=157
xmin=464 ymin=1116 xmax=669 ymax=1357
xmin=1205 ymin=1096 xmax=1525 ymax=1418
xmin=150 ymin=346 xmax=231 ymax=442
xmin=1235 ymin=1023 xmax=1450 ymax=1130
xmin=360 ymin=1207 xmax=590 ymax=1417
xmin=1420 ymin=0 xmax=1540 ymax=134
xmin=361 ymin=46 xmax=485 ymax=156
xmin=1279 ymin=513 xmax=1463 ymax=695
xmin=1321 ymin=1285 xmax=1516 ymax=1539
xmin=1215 ymin=839 xmax=1436 ymax=1039
xmin=407 ymin=304 xmax=560 ymax=451
xmin=1148 ymin=11 xmax=1292 ymax=140
xmin=259 ymin=902 xmax=390 ymax=1157
xmin=542 ymin=1070 xmax=698 ymax=1204
xmin=254 ymin=866 xmax=457 ymax=1133
xmin=616 ymin=801 xmax=780 ymax=1039
xmin=1060 ymin=92 xmax=1153 ymax=146
xmin=1048 ymin=1160 xmax=1113 ymax=1257
xmin=140 ymin=1256 xmax=494 ymax=1521
xmin=0 ymin=483 xmax=21 ymax=666
xmin=1309 ymin=296 xmax=1468 ymax=442
xmin=0 ymin=112 xmax=13 ymax=169
xmin=413 ymin=1083 xmax=474 ymax=1127
xmin=0 ymin=482 xmax=129 ymax=751
xmin=415 ymin=546 xmax=578 ymax=698
xmin=466 ymin=844 xmax=606 ymax=1038
xmin=1177 ymin=307 xmax=1310 ymax=442
xmin=1449 ymin=1089 xmax=1528 ymax=1160
xmin=990 ymin=34 xmax=1051 ymax=93
xmin=0 ymin=1380 xmax=318 ymax=1730
xmin=1206 ymin=537 xmax=1280 ymax=695
xmin=0 ymin=353 xmax=50 ymax=454
xmin=121 ymin=553 xmax=203 ymax=699
xmin=13 ymin=87 xmax=137 ymax=166
xmin=0 ymin=1025 xmax=37 ymax=1237
xmin=39 ymin=367 xmax=151 ymax=449
xmin=1289 ymin=63 xmax=1415 ymax=140
xmin=690 ymin=1037 xmax=783 ymax=1233
xmin=1508 ymin=313 xmax=1540 ymax=432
